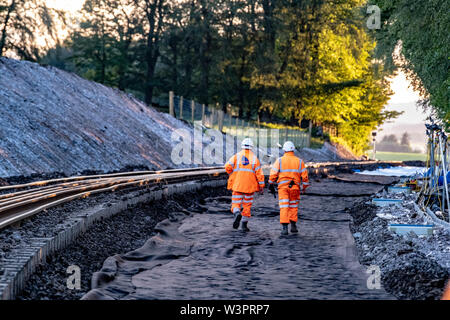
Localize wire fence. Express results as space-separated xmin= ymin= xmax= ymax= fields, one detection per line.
xmin=165 ymin=92 xmax=311 ymax=150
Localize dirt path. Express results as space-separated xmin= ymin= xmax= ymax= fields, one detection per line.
xmin=84 ymin=177 xmax=395 ymax=300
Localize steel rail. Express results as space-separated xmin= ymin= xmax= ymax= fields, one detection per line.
xmin=0 ymin=168 xmax=226 ymax=230
xmin=0 ymin=160 xmax=405 ymax=231
xmin=0 ymin=166 xmax=224 ymax=191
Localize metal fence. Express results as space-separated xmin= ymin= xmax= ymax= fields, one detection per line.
xmin=167 ymin=91 xmax=311 ymax=149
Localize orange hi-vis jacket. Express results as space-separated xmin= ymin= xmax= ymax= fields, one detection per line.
xmin=268 ymin=152 xmax=309 ymax=190
xmin=225 ymin=149 xmax=265 ymax=193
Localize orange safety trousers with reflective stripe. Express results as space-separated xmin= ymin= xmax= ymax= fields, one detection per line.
xmin=278 ymin=187 xmax=300 ymax=224
xmin=268 ymin=152 xmax=309 ymax=224
xmin=231 ymin=191 xmax=254 ymax=218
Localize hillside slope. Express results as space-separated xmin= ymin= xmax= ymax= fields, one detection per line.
xmin=0 ymin=58 xmax=200 ymax=177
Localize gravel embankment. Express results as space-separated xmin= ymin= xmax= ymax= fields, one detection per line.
xmin=349 ymin=197 xmax=450 ymax=300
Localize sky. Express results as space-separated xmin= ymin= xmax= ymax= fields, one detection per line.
xmin=45 ymin=0 xmax=430 ymax=153
xmin=378 ymin=71 xmax=429 ymax=152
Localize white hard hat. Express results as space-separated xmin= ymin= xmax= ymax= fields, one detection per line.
xmin=283 ymin=141 xmax=295 ymax=152
xmin=241 ymin=138 xmax=254 ymax=149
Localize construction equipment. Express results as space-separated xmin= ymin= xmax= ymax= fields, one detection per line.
xmin=417 ymin=117 xmax=449 ymax=222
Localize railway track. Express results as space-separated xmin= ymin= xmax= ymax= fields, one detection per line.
xmin=0 ymin=160 xmax=403 ymax=232
xmin=0 ymin=166 xmax=226 ymax=231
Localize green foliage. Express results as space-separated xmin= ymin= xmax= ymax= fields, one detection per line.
xmin=371 ymin=0 xmax=449 ymax=128
xmin=38 ymin=0 xmax=409 ymax=155
xmin=0 ymin=0 xmax=64 ymax=61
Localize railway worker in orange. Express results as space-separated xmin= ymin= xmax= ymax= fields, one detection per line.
xmin=224 ymin=138 xmax=265 ymax=232
xmin=268 ymin=141 xmax=309 ymax=235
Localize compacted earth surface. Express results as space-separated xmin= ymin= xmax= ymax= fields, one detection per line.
xmin=81 ymin=176 xmax=397 ymax=300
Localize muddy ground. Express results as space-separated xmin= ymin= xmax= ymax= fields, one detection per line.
xmin=80 ymin=177 xmax=396 ymax=300
xmin=13 ymin=173 xmax=445 ymax=300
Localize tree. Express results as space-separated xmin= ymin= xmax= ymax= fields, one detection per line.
xmin=135 ymin=0 xmax=166 ymax=105
xmin=0 ymin=0 xmax=63 ymax=61
xmin=66 ymin=0 xmax=143 ymax=89
xmin=44 ymin=0 xmax=401 ymax=154
xmin=400 ymin=132 xmax=411 ymax=147
xmin=371 ymin=0 xmax=449 ymax=127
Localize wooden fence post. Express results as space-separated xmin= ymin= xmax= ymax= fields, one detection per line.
xmin=308 ymin=120 xmax=312 ymax=148
xmin=202 ymin=104 xmax=205 ymax=125
xmin=218 ymin=110 xmax=224 ymax=132
xmin=179 ymin=96 xmax=184 ymax=119
xmin=169 ymin=91 xmax=174 ymax=117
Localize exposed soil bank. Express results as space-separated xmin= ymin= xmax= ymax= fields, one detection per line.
xmin=16 ymin=186 xmax=226 ymax=300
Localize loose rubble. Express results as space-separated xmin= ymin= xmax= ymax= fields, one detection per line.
xmin=349 ymin=187 xmax=450 ymax=299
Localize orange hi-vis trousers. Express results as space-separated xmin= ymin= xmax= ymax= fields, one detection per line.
xmin=231 ymin=191 xmax=254 ymax=221
xmin=278 ymin=187 xmax=300 ymax=224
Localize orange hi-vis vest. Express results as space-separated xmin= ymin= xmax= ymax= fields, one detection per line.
xmin=225 ymin=149 xmax=265 ymax=193
xmin=268 ymin=152 xmax=309 ymax=189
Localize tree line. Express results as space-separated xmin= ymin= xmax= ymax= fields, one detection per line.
xmin=2 ymin=0 xmax=444 ymax=154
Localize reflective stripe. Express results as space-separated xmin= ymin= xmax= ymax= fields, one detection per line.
xmin=279 ymin=199 xmax=290 ymax=203
xmin=234 ymin=168 xmax=255 ymax=173
xmin=232 ymin=195 xmax=244 ymax=198
xmin=289 ymin=205 xmax=298 ymax=208
xmin=299 ymin=168 xmax=307 ymax=174
xmin=232 ymin=200 xmax=243 ymax=203
xmin=280 ymin=169 xmax=301 ymax=173
xmin=278 ymin=180 xmax=290 ymax=186
xmin=244 ymin=195 xmax=253 ymax=199
xmin=258 ymin=181 xmax=264 ymax=184
xmin=243 ymin=200 xmax=253 ymax=203
xmin=279 ymin=204 xmax=290 ymax=208
xmin=268 ymin=180 xmax=273 ymax=184
xmin=254 ymin=166 xmax=261 ymax=171
xmin=251 ymin=154 xmax=257 ymax=170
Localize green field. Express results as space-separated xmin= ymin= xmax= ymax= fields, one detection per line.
xmin=373 ymin=152 xmax=427 ymax=161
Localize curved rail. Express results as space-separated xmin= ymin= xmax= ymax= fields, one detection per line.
xmin=0 ymin=160 xmax=404 ymax=231
xmin=0 ymin=167 xmax=226 ymax=230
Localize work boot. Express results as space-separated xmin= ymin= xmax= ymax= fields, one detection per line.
xmin=290 ymin=221 xmax=298 ymax=233
xmin=233 ymin=211 xmax=242 ymax=229
xmin=241 ymin=221 xmax=250 ymax=232
xmin=281 ymin=223 xmax=289 ymax=235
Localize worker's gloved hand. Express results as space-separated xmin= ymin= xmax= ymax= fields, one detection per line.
xmin=269 ymin=184 xmax=276 ymax=198
xmin=269 ymin=184 xmax=275 ymax=193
